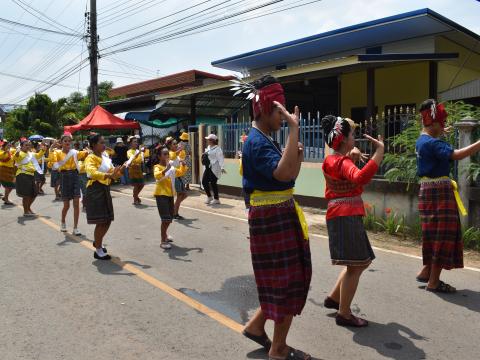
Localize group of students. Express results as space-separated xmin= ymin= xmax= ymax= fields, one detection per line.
xmin=237 ymin=75 xmax=480 ymax=360
xmin=2 ymin=74 xmax=478 ymax=359
xmin=0 ymin=129 xmax=227 ymax=256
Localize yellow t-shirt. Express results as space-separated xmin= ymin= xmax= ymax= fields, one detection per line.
xmin=127 ymin=149 xmax=143 ymax=166
xmin=153 ymin=163 xmax=187 ymax=197
xmin=0 ymin=148 xmax=16 ymax=168
xmin=49 ymin=150 xmax=88 ymax=171
xmin=85 ymin=154 xmax=113 ymax=187
xmin=15 ymin=150 xmax=44 ymax=176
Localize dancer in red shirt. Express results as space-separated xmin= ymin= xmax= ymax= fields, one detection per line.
xmin=321 ymin=115 xmax=384 ymax=327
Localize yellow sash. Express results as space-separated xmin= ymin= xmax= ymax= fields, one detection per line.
xmin=250 ymin=188 xmax=309 ymax=241
xmin=420 ymin=176 xmax=468 ymax=216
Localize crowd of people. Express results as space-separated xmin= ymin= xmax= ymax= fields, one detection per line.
xmin=0 ymin=130 xmax=227 ymax=258
xmin=1 ymin=74 xmax=479 ymax=360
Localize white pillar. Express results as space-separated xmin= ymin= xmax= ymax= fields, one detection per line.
xmin=454 ymin=116 xmax=478 ymax=224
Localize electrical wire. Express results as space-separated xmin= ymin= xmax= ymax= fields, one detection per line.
xmin=0 ymin=16 xmax=81 ymax=37
xmin=10 ymin=0 xmax=81 ymax=34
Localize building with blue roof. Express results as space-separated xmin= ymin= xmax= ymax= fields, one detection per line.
xmin=212 ymin=8 xmax=480 ymax=120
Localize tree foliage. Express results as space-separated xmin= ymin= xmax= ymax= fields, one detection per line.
xmin=383 ymin=101 xmax=480 ymax=184
xmin=2 ymin=81 xmax=118 ymax=139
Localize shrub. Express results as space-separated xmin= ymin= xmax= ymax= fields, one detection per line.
xmin=463 ymin=227 xmax=480 ymax=251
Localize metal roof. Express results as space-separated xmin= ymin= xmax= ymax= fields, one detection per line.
xmin=439 ymin=79 xmax=480 ymax=102
xmin=212 ymin=8 xmax=480 ymax=72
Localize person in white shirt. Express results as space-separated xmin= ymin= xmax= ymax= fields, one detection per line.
xmin=202 ymin=134 xmax=225 ymax=205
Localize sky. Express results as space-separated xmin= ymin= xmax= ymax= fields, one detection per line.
xmin=0 ymin=0 xmax=479 ymax=105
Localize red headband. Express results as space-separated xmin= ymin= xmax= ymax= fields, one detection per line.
xmin=421 ymin=102 xmax=447 ymax=128
xmin=252 ymin=83 xmax=285 ymax=118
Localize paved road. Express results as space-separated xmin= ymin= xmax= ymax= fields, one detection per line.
xmin=0 ymin=184 xmax=479 ymax=360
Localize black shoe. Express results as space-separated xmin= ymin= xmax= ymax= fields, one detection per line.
xmin=94 ymin=252 xmax=111 ymax=260
xmin=174 ymin=214 xmax=185 ymax=220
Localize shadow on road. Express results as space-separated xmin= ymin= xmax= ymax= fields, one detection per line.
xmin=122 ymin=260 xmax=152 ymax=269
xmin=431 ymin=289 xmax=480 ymax=313
xmin=179 ymin=275 xmax=259 ymax=324
xmin=209 ymin=203 xmax=235 ymax=209
xmin=166 ymin=244 xmax=203 ymax=262
xmin=175 ymin=217 xmax=200 ymax=229
xmin=347 ymin=321 xmax=427 ymax=360
xmin=246 ymin=348 xmax=324 ymax=360
xmin=92 ymin=259 xmax=135 ymax=276
xmin=57 ymin=235 xmax=78 ymax=247
xmin=17 ymin=216 xmax=38 ymax=225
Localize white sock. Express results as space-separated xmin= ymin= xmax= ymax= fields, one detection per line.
xmin=96 ymin=248 xmax=106 ymax=257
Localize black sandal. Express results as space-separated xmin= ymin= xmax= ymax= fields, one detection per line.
xmin=323 ymin=296 xmax=339 ymax=310
xmin=416 ymin=276 xmax=429 ymax=283
xmin=426 ymin=281 xmax=456 ymax=293
xmin=269 ymin=347 xmax=311 ymax=360
xmin=242 ymin=329 xmax=271 ymax=351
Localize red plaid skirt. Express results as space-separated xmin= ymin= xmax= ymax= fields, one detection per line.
xmin=248 ymin=199 xmax=312 ymax=323
xmin=419 ymin=180 xmax=463 ymax=270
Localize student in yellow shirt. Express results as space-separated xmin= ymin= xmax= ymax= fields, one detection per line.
xmin=0 ymin=140 xmax=16 ymax=205
xmin=126 ymin=136 xmax=145 ymax=205
xmin=153 ymin=146 xmax=187 ymax=250
xmin=32 ymin=142 xmax=47 ymax=195
xmin=14 ymin=139 xmax=45 ymax=216
xmin=48 ymin=140 xmax=62 ymax=200
xmin=84 ymin=134 xmax=124 ymax=260
xmin=78 ymin=140 xmax=91 ymax=211
xmin=49 ymin=133 xmax=88 ymax=235
xmin=165 ymin=137 xmax=188 ymax=220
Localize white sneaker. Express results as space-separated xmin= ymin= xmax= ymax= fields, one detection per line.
xmin=211 ymin=199 xmax=221 ymax=205
xmin=73 ymin=228 xmax=81 ymax=236
xmin=160 ymin=242 xmax=172 ymax=250
xmin=205 ymin=197 xmax=213 ymax=204
xmin=60 ymin=223 xmax=67 ymax=232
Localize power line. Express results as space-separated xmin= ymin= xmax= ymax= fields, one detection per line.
xmin=101 ymin=0 xmax=284 ymax=55
xmin=102 ymin=0 xmax=321 ymax=56
xmin=102 ymin=0 xmax=215 ymax=41
xmin=0 ymin=70 xmax=79 ymax=89
xmin=0 ymin=17 xmax=82 ymax=37
xmin=10 ymin=0 xmax=81 ymax=34
xmin=99 ymin=0 xmax=170 ymax=28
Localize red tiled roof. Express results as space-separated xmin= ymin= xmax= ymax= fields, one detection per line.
xmin=109 ymin=69 xmax=234 ymax=98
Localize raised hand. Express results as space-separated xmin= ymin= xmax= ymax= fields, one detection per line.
xmin=364 ymin=134 xmax=384 ymax=149
xmin=273 ymin=101 xmax=300 ymax=128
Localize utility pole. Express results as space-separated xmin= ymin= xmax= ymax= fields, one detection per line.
xmin=87 ymin=0 xmax=99 ymax=110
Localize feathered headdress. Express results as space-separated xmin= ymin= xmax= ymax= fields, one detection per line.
xmin=230 ymin=76 xmax=285 ymax=118
xmin=328 ymin=117 xmax=346 ymax=150
xmin=421 ymin=100 xmax=448 ymax=128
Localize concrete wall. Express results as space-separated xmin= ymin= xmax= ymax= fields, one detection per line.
xmin=217 ymin=159 xmax=325 ymax=198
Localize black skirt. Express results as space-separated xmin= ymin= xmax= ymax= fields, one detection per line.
xmin=85 ymin=182 xmax=114 ymax=224
xmin=327 ymin=216 xmax=375 ymax=266
xmin=16 ymin=173 xmax=37 ymax=198
xmin=60 ymin=170 xmax=81 ymax=200
xmin=155 ymin=195 xmax=174 ymax=221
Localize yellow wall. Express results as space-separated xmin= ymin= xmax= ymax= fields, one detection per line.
xmin=340 ymin=71 xmax=367 ymax=117
xmin=436 ymin=36 xmax=480 ymax=92
xmin=341 ymin=62 xmax=430 ymax=118
xmin=375 ymin=62 xmax=429 ymax=113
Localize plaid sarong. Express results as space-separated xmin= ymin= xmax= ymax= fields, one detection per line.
xmin=248 ymin=199 xmax=312 ymax=323
xmin=419 ymin=179 xmax=463 ymax=270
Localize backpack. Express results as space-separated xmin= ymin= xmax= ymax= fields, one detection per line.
xmin=201 ymin=151 xmax=210 ymax=167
